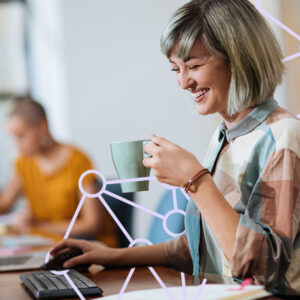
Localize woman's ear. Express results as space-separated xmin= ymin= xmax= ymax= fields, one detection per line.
xmin=39 ymin=119 xmax=50 ymax=135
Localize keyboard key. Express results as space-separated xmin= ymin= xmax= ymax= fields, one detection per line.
xmin=47 ymin=273 xmax=70 ymax=289
xmin=36 ymin=273 xmax=57 ymax=290
xmin=69 ymin=270 xmax=95 ymax=287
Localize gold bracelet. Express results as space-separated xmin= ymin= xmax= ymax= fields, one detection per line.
xmin=182 ymin=168 xmax=210 ymax=193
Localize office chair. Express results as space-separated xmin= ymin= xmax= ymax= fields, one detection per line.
xmin=101 ymin=182 xmax=134 ymax=248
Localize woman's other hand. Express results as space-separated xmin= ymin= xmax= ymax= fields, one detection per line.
xmin=51 ymin=238 xmax=168 ymax=269
xmin=9 ymin=206 xmax=36 ymax=234
xmin=143 ymin=134 xmax=203 ymax=187
xmin=50 ymin=238 xmax=115 ymax=268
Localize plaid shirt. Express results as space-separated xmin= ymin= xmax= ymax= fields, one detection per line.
xmin=164 ymin=98 xmax=300 ymax=296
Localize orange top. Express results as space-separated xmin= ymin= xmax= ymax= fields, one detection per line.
xmin=15 ymin=146 xmax=118 ymax=247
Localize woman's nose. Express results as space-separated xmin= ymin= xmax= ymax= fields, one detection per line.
xmin=178 ymin=71 xmax=194 ymax=90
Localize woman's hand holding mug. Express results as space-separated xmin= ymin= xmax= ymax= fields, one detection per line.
xmin=143 ymin=134 xmax=203 ymax=187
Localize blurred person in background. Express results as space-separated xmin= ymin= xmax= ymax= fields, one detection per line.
xmin=0 ymin=96 xmax=118 ymax=247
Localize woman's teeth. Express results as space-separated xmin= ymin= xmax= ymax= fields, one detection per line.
xmin=191 ymin=88 xmax=210 ymax=98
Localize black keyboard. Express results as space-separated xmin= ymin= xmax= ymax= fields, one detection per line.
xmin=20 ymin=269 xmax=103 ymax=299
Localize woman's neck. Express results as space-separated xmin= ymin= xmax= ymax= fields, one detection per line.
xmin=38 ymin=136 xmax=59 ymax=160
xmin=221 ymin=107 xmax=254 ymax=129
xmin=35 ymin=137 xmax=72 ymax=175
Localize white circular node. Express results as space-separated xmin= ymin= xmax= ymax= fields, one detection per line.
xmin=163 ymin=209 xmax=186 ymax=237
xmin=78 ymin=170 xmax=106 ymax=197
xmin=129 ymin=238 xmax=152 ymax=248
xmin=50 ymin=270 xmax=69 ymax=276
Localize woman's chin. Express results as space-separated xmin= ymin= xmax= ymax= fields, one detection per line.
xmin=195 ymin=105 xmax=210 ymax=116
xmin=21 ymin=150 xmax=37 ymax=157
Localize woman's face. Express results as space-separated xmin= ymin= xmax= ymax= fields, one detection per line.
xmin=169 ymin=39 xmax=231 ymax=117
xmin=6 ymin=115 xmax=45 ymax=156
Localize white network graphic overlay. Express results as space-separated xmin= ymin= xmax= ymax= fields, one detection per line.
xmin=43 ymin=2 xmax=299 ymax=299
xmin=45 ymin=170 xmax=207 ymax=300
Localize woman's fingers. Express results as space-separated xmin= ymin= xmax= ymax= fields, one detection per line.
xmin=63 ymin=253 xmax=90 ymax=268
xmin=143 ymin=141 xmax=157 ymax=156
xmin=50 ymin=239 xmax=108 ymax=268
xmin=142 ymin=157 xmax=152 ymax=168
xmin=150 ymin=134 xmax=172 ymax=147
xmin=143 ymin=134 xmax=174 ymax=168
xmin=50 ymin=239 xmax=85 ymax=256
xmin=53 ymin=247 xmax=73 ymax=257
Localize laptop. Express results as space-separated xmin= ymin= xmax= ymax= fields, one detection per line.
xmin=0 ymin=250 xmax=47 ymax=272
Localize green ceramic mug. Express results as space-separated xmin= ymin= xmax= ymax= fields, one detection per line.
xmin=110 ymin=140 xmax=152 ymax=193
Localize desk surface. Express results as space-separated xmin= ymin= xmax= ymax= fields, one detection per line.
xmin=0 ymin=266 xmax=281 ymax=300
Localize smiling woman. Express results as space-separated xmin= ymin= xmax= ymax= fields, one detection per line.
xmin=50 ymin=0 xmax=300 ymax=297
xmin=160 ymin=0 xmax=283 ymax=117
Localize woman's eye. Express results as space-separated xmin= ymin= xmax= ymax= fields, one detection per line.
xmin=189 ymin=65 xmax=200 ymax=70
xmin=170 ymin=67 xmax=180 ymax=72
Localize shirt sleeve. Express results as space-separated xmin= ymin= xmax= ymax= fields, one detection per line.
xmin=230 ymin=147 xmax=300 ymax=289
xmin=14 ymin=156 xmax=24 ymax=177
xmin=164 ymin=234 xmax=193 ymax=274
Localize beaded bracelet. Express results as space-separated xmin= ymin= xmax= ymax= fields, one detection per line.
xmin=182 ymin=168 xmax=210 ymax=193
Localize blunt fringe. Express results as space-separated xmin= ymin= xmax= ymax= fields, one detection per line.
xmin=160 ymin=0 xmax=284 ymax=116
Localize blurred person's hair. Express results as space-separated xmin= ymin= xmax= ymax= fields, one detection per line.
xmin=9 ymin=96 xmax=48 ymax=126
xmin=160 ymin=0 xmax=284 ymax=116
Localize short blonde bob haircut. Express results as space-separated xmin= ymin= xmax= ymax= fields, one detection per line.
xmin=161 ymin=0 xmax=284 ymax=116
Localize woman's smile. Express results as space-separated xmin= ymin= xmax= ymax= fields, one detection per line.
xmin=190 ymin=88 xmax=210 ymax=103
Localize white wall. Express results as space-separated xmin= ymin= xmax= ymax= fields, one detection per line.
xmin=27 ymin=0 xmax=71 ymax=142
xmin=62 ymin=0 xmax=218 ymax=238
xmin=0 ymin=100 xmax=16 ymax=187
xmin=0 ymin=2 xmax=28 ymax=95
